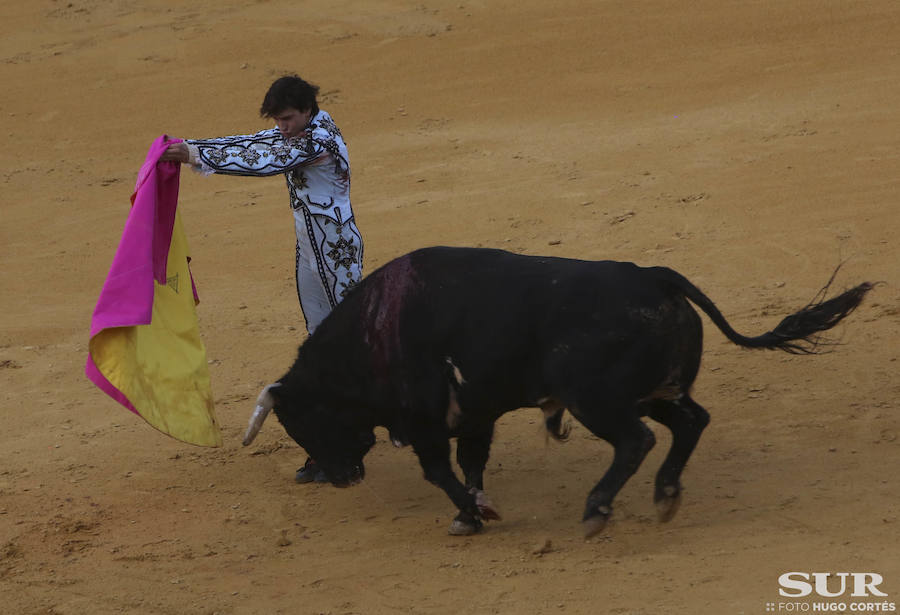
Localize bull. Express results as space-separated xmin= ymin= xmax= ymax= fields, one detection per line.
xmin=242 ymin=246 xmax=872 ymax=537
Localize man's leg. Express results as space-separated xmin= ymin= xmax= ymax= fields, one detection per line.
xmin=293 ymin=210 xmax=363 ymax=335
xmin=292 ymin=210 xmax=364 ymax=482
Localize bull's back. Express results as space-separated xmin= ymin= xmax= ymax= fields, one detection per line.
xmin=321 ymin=246 xmax=686 ymax=352
xmin=405 ymin=247 xmax=684 ymax=382
xmin=406 ymin=246 xmax=663 ymax=323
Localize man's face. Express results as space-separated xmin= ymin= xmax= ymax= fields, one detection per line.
xmin=273 ymin=107 xmax=312 ymax=139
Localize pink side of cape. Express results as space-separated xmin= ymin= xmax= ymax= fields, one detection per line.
xmin=85 ymin=136 xmax=197 ymax=414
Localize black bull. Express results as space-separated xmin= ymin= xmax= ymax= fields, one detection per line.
xmin=243 ymin=246 xmax=873 ymax=537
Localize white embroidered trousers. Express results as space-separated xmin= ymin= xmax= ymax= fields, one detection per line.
xmin=293 ymin=209 xmax=364 ymax=334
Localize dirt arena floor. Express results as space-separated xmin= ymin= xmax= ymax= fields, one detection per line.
xmin=2 ymin=1 xmax=899 ymax=613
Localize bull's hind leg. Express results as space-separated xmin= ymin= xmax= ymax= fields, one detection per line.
xmin=642 ymin=395 xmax=710 ymax=522
xmin=574 ymin=412 xmax=656 ymax=538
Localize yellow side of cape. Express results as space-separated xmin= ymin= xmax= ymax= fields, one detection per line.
xmin=89 ymin=211 xmax=222 ymax=447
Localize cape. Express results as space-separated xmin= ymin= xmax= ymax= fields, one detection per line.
xmin=85 ymin=135 xmax=222 ymax=447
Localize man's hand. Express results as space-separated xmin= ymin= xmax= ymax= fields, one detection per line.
xmin=159 ymin=142 xmax=189 ymax=163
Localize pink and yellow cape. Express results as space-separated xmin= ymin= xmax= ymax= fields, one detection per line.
xmin=86 ymin=135 xmax=221 ymax=447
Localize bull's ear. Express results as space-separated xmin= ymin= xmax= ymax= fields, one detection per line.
xmin=242 ymin=382 xmax=282 ymax=446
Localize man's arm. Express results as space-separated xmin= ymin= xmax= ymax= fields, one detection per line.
xmin=161 ymin=129 xmax=327 ymax=177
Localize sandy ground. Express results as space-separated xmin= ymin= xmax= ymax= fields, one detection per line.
xmin=2 ymin=1 xmax=899 ymax=613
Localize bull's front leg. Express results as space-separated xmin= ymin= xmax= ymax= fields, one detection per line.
xmin=456 ymin=424 xmax=494 ymax=490
xmin=409 ymin=423 xmax=487 ymax=535
xmin=450 ymin=426 xmax=503 ymax=535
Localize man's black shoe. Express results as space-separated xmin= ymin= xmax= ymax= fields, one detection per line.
xmin=294 ymin=458 xmax=328 ymax=484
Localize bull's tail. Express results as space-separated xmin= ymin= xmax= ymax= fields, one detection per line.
xmin=652 ymin=266 xmax=874 ymax=354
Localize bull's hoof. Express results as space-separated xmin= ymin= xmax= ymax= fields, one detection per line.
xmin=582 ymin=505 xmax=612 ymax=539
xmin=448 ymin=518 xmax=481 ymax=536
xmin=654 ymin=486 xmax=682 ymax=523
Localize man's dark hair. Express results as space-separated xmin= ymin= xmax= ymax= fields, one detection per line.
xmin=260 ymin=75 xmax=320 ymax=118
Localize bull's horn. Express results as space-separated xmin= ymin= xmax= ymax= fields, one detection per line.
xmin=242 ymin=383 xmax=281 ymax=446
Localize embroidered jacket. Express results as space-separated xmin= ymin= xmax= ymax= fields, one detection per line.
xmin=185 ymin=110 xmax=352 ymax=224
